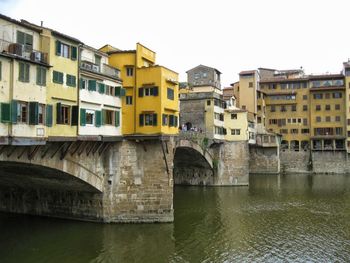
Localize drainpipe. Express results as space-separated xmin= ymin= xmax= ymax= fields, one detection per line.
xmin=8 ymin=57 xmax=14 ymax=139
xmin=134 ymin=53 xmax=137 ymax=134
xmin=77 ymin=44 xmax=82 ymax=138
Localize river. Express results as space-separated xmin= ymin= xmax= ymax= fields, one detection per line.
xmin=1 ymin=173 xmax=350 ymax=262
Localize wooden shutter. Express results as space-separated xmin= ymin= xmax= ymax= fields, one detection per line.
xmin=71 ymin=106 xmax=78 ymax=126
xmin=120 ymin=88 xmax=126 ymax=97
xmin=115 ymin=111 xmax=120 ymax=127
xmin=95 ymin=110 xmax=102 ymax=127
xmin=56 ymin=103 xmax=62 ymax=124
xmin=59 ymin=72 xmax=64 ymax=84
xmin=45 ymin=104 xmax=53 ymax=127
xmin=115 ymin=86 xmax=121 ymax=97
xmin=79 ymin=78 xmax=84 ymax=89
xmin=102 ymin=109 xmax=106 ymax=125
xmin=80 ymin=108 xmax=86 ymax=126
xmin=88 ymin=80 xmax=96 ymax=91
xmin=11 ymin=100 xmax=17 ymax=124
xmin=98 ymin=83 xmax=105 ymax=94
xmin=139 ymin=114 xmax=144 ymax=126
xmin=16 ymin=31 xmax=25 ymax=45
xmin=153 ymin=113 xmax=157 ymax=126
xmin=29 ymin=102 xmax=39 ymax=125
xmin=138 ymin=87 xmax=143 ymax=97
xmin=25 ymin=63 xmax=30 ymax=82
xmin=169 ymin=115 xmax=174 ymax=127
xmin=71 ymin=46 xmax=77 ymax=60
xmin=55 ymin=40 xmax=61 ymax=55
xmin=0 ymin=103 xmax=11 ymax=123
xmin=174 ymin=116 xmax=178 ymax=127
xmin=153 ymin=86 xmax=158 ymax=96
xmin=19 ymin=62 xmax=24 ymax=81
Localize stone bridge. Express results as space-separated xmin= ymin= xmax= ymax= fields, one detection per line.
xmin=0 ymin=135 xmax=249 ymax=223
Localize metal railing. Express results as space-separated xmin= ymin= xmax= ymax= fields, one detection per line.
xmin=80 ymin=58 xmax=120 ymax=79
xmin=0 ymin=38 xmax=48 ymax=64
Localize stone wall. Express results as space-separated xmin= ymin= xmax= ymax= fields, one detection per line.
xmin=312 ymin=151 xmax=349 ymax=174
xmin=213 ymin=141 xmax=249 ymax=186
xmin=249 ymin=146 xmax=280 ymax=174
xmin=280 ymin=150 xmax=311 ymax=173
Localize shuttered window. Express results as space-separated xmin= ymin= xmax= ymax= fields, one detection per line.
xmin=98 ymin=83 xmax=105 ymax=94
xmin=95 ymin=110 xmax=102 ymax=127
xmin=167 ymin=88 xmax=174 ymax=100
xmin=53 ymin=71 xmax=64 ymax=84
xmin=36 ymin=66 xmax=46 ymax=86
xmin=0 ymin=103 xmax=11 ymax=123
xmin=139 ymin=113 xmax=157 ymax=126
xmin=19 ymin=62 xmax=30 ymax=82
xmin=71 ymin=46 xmax=77 ymax=60
xmin=80 ymin=108 xmax=86 ymax=126
xmin=115 ymin=111 xmax=120 ymax=127
xmin=71 ymin=106 xmax=78 ymax=126
xmin=88 ymin=80 xmax=97 ymax=91
xmin=29 ymin=101 xmax=39 ymax=125
xmin=45 ymin=104 xmax=53 ymax=127
xmin=17 ymin=30 xmax=33 ymax=52
xmin=66 ymin=74 xmax=76 ymax=87
xmin=115 ymin=86 xmax=121 ymax=97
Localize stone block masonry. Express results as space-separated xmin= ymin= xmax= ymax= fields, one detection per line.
xmin=249 ymin=146 xmax=280 ymax=174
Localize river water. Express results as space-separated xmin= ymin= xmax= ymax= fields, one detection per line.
xmin=1 ymin=173 xmax=350 ymax=262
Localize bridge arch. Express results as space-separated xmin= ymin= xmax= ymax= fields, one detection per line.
xmin=173 ymin=139 xmax=215 ymax=185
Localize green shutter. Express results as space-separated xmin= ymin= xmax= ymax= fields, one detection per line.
xmin=46 ymin=104 xmax=53 ymax=127
xmin=29 ymin=102 xmax=39 ymax=125
xmin=153 ymin=86 xmax=158 ymax=96
xmin=79 ymin=78 xmax=84 ymax=89
xmin=139 ymin=114 xmax=144 ymax=126
xmin=120 ymin=88 xmax=126 ymax=97
xmin=153 ymin=113 xmax=157 ymax=126
xmin=115 ymin=86 xmax=121 ymax=97
xmin=98 ymin=83 xmax=105 ymax=94
xmin=25 ymin=63 xmax=30 ymax=82
xmin=88 ymin=80 xmax=96 ymax=91
xmin=17 ymin=31 xmax=25 ymax=45
xmin=11 ymin=100 xmax=17 ymax=124
xmin=71 ymin=106 xmax=78 ymax=126
xmin=59 ymin=72 xmax=64 ymax=84
xmin=0 ymin=61 xmax=2 ymax=81
xmin=71 ymin=46 xmax=77 ymax=60
xmin=95 ymin=110 xmax=102 ymax=127
xmin=102 ymin=109 xmax=106 ymax=125
xmin=0 ymin=103 xmax=10 ymax=123
xmin=115 ymin=111 xmax=120 ymax=127
xmin=80 ymin=108 xmax=86 ymax=126
xmin=55 ymin=40 xmax=61 ymax=55
xmin=53 ymin=71 xmax=63 ymax=84
xmin=19 ymin=62 xmax=24 ymax=81
xmin=169 ymin=115 xmax=174 ymax=127
xmin=138 ymin=87 xmax=144 ymax=97
xmin=174 ymin=116 xmax=178 ymax=127
xmin=56 ymin=103 xmax=62 ymax=124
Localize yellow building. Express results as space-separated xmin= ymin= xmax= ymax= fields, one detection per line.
xmin=40 ymin=28 xmax=81 ymax=139
xmin=224 ymin=100 xmax=248 ymax=141
xmin=0 ymin=14 xmax=51 ymax=145
xmin=100 ymin=43 xmax=179 ymax=136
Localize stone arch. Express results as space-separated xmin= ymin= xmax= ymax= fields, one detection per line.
xmin=173 ymin=139 xmax=214 ymax=185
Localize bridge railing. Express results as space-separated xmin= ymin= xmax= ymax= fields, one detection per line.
xmin=178 ymin=131 xmax=211 ymax=150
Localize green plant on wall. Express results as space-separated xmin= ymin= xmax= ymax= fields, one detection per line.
xmin=212 ymin=158 xmax=219 ymax=171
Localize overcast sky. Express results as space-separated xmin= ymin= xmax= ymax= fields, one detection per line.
xmin=1 ymin=0 xmax=350 ymax=86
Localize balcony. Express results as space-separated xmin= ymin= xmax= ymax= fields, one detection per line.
xmin=80 ymin=58 xmax=120 ymax=79
xmin=0 ymin=39 xmax=48 ymax=64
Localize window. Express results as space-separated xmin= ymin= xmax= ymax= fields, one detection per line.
xmin=316 ymin=116 xmax=321 ymax=122
xmin=139 ymin=113 xmax=157 ymax=126
xmin=16 ymin=30 xmax=33 ymax=52
xmin=55 ymin=40 xmax=76 ymax=60
xmin=207 ymin=100 xmax=211 ymax=106
xmin=281 ymin=106 xmax=287 ymax=112
xmin=335 ymin=104 xmax=341 ymax=110
xmin=126 ymin=96 xmax=133 ymax=105
xmin=280 ymin=129 xmax=288 ymax=134
xmin=333 ymin=92 xmax=342 ymax=98
xmin=336 ymin=127 xmax=343 ymax=135
xmin=103 ymin=110 xmax=114 ymax=125
xmin=249 ymin=82 xmax=253 ymax=88
xmin=126 ymin=67 xmax=134 ymax=76
xmin=59 ymin=105 xmax=70 ymax=125
xmin=231 ymin=114 xmax=237 ymax=119
xmin=231 ymin=129 xmax=240 ymax=135
xmin=38 ymin=104 xmax=45 ymax=124
xmin=303 ymin=105 xmax=308 ymax=111
xmin=162 ymin=114 xmax=168 ymax=126
xmin=290 ymin=129 xmax=298 ymax=134
xmin=95 ymin=55 xmax=101 ymax=67
xmin=336 ymin=116 xmax=341 ymax=122
xmin=85 ymin=110 xmax=95 ymax=126
xmin=36 ymin=66 xmax=46 ymax=86
xmin=301 ymin=129 xmax=309 ymax=134
xmin=167 ymin=88 xmax=174 ymax=100
xmin=303 ymin=118 xmax=308 ymax=125
xmin=303 ymin=95 xmax=308 ymax=100
xmin=60 ymin=43 xmax=70 ymax=58
xmin=270 ymin=105 xmax=275 ymax=112
xmin=53 ymin=71 xmax=64 ymax=84
xmin=291 ymin=105 xmax=297 ymax=112
xmin=316 ymin=105 xmax=321 ymax=111
xmin=66 ymin=74 xmax=76 ymax=87
xmin=257 ymin=105 xmax=261 ymax=111
xmin=16 ymin=101 xmax=28 ymax=123
xmin=325 ymin=105 xmax=330 ymax=111
xmin=139 ymin=86 xmax=158 ymax=97
xmin=257 ymin=117 xmax=262 ymax=123
xmin=281 ymin=83 xmax=287 ymax=89
xmin=325 ymin=93 xmax=330 ymax=99
xmin=19 ymin=62 xmax=30 ymax=82
xmin=313 ymin=94 xmax=323 ymax=99
xmin=242 ymin=105 xmax=246 ymax=110
xmin=325 ymin=116 xmax=331 ymax=122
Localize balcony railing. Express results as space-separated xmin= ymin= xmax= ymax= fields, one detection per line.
xmin=0 ymin=39 xmax=48 ymax=64
xmin=80 ymin=58 xmax=120 ymax=79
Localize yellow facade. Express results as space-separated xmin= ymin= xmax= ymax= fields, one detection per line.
xmin=41 ymin=29 xmax=80 ymax=138
xmin=102 ymin=43 xmax=179 ymax=136
xmin=224 ymin=109 xmax=248 ymax=141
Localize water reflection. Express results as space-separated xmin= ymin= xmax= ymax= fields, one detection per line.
xmin=1 ymin=174 xmax=350 ymax=262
